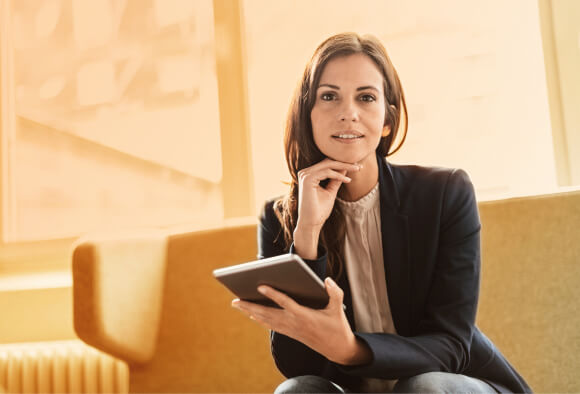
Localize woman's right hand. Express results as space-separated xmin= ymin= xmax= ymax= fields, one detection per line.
xmin=293 ymin=159 xmax=361 ymax=259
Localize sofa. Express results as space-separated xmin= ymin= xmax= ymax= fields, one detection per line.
xmin=72 ymin=189 xmax=580 ymax=393
xmin=476 ymin=189 xmax=580 ymax=392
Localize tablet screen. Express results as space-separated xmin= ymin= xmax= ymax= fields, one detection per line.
xmin=213 ymin=253 xmax=329 ymax=309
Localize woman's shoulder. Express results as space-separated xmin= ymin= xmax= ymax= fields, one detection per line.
xmin=258 ymin=196 xmax=288 ymax=257
xmin=259 ymin=196 xmax=284 ymax=229
xmin=389 ymin=162 xmax=474 ymax=192
xmin=386 ymin=162 xmax=477 ymax=211
xmin=387 ymin=162 xmax=480 ymax=228
xmin=390 ymin=162 xmax=471 ymax=182
xmin=260 ymin=196 xmax=281 ymax=215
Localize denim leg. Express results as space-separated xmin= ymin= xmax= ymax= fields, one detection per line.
xmin=393 ymin=372 xmax=496 ymax=393
xmin=274 ymin=375 xmax=347 ymax=394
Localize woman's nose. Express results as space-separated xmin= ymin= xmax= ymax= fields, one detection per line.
xmin=339 ymin=99 xmax=359 ymax=122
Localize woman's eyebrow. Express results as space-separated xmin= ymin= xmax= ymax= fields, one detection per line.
xmin=357 ymin=85 xmax=380 ymax=92
xmin=317 ymin=83 xmax=380 ymax=92
xmin=317 ymin=83 xmax=339 ymax=89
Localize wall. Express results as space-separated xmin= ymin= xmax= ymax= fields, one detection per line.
xmin=540 ymin=0 xmax=580 ymax=185
xmin=0 ymin=281 xmax=75 ymax=342
xmin=242 ymin=0 xmax=558 ymax=210
xmin=1 ymin=0 xmax=575 ymax=345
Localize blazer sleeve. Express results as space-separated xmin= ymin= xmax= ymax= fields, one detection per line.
xmin=341 ymin=168 xmax=481 ymax=379
xmin=257 ymin=200 xmax=333 ymax=378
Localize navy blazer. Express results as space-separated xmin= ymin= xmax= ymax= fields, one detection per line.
xmin=258 ymin=154 xmax=531 ymax=393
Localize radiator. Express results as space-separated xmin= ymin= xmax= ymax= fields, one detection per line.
xmin=0 ymin=340 xmax=128 ymax=393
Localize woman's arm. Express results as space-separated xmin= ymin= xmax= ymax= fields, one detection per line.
xmin=256 ymin=199 xmax=331 ymax=377
xmin=256 ymin=193 xmax=372 ymax=377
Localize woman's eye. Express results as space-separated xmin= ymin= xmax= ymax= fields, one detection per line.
xmin=360 ymin=94 xmax=376 ymax=102
xmin=320 ymin=93 xmax=336 ymax=101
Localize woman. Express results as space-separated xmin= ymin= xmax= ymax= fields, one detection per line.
xmin=232 ymin=33 xmax=531 ymax=393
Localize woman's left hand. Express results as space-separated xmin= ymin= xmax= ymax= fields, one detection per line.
xmin=231 ymin=277 xmax=371 ymax=366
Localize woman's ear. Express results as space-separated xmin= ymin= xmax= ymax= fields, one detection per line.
xmin=383 ymin=103 xmax=397 ymax=137
xmin=383 ymin=104 xmax=397 ymax=137
xmin=382 ymin=125 xmax=391 ymax=137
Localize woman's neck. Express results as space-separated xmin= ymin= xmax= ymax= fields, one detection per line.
xmin=338 ymin=157 xmax=379 ymax=202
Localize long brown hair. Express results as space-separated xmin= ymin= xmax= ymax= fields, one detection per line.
xmin=274 ymin=32 xmax=408 ymax=280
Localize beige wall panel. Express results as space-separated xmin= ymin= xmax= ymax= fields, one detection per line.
xmin=0 ymin=286 xmax=76 ymax=343
xmin=551 ymin=0 xmax=580 ymax=184
xmin=243 ymin=0 xmax=557 ymax=208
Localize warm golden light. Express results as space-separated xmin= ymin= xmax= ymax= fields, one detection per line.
xmin=5 ymin=0 xmax=222 ymax=242
xmin=1 ymin=4 xmax=579 ymax=383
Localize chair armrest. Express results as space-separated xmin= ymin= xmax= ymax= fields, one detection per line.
xmin=72 ymin=231 xmax=168 ymax=364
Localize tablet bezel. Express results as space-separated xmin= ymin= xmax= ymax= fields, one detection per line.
xmin=213 ymin=253 xmax=329 ymax=309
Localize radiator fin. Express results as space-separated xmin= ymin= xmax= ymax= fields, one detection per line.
xmin=0 ymin=340 xmax=128 ymax=393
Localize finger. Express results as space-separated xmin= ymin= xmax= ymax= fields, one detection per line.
xmin=324 ymin=170 xmax=348 ymax=194
xmin=319 ymin=169 xmax=351 ymax=185
xmin=258 ymin=285 xmax=302 ymax=311
xmin=324 ymin=178 xmax=344 ymax=195
xmin=232 ymin=299 xmax=257 ymax=319
xmin=232 ymin=303 xmax=275 ymax=330
xmin=232 ymin=300 xmax=252 ymax=318
xmin=299 ymin=161 xmax=359 ymax=179
xmin=299 ymin=167 xmax=351 ymax=185
xmin=232 ymin=299 xmax=287 ymax=332
xmin=324 ymin=277 xmax=344 ymax=311
xmin=309 ymin=168 xmax=352 ymax=186
xmin=232 ymin=299 xmax=278 ymax=317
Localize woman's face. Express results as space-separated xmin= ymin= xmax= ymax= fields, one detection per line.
xmin=310 ymin=53 xmax=387 ymax=166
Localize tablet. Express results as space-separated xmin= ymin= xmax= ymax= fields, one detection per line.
xmin=213 ymin=253 xmax=329 ymax=309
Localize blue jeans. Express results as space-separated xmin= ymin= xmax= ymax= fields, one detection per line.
xmin=274 ymin=372 xmax=497 ymax=393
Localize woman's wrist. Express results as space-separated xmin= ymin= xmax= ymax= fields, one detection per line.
xmin=339 ymin=335 xmax=373 ymax=366
xmin=293 ymin=222 xmax=322 ymax=260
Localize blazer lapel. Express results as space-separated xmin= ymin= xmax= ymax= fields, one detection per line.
xmin=377 ymin=155 xmax=412 ymax=335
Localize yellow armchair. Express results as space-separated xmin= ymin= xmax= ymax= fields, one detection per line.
xmin=73 ymin=221 xmax=282 ymax=393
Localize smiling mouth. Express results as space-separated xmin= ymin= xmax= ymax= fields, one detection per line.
xmin=332 ymin=134 xmax=363 ymax=140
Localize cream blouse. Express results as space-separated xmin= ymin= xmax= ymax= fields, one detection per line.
xmin=337 ymin=182 xmax=397 ymax=392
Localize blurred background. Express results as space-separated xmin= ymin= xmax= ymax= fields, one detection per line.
xmin=0 ymin=0 xmax=579 ymax=342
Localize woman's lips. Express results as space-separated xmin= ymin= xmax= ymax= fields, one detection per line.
xmin=332 ymin=134 xmax=364 ymax=143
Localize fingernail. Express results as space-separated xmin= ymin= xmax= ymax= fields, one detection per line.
xmin=257 ymin=286 xmax=267 ymax=294
xmin=325 ymin=277 xmax=335 ymax=287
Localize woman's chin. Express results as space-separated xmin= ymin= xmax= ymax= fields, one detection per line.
xmin=325 ymin=152 xmax=368 ymax=165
